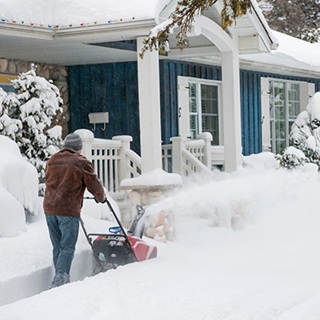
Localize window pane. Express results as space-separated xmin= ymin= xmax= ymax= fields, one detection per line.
xmin=273 ymin=82 xmax=285 ymax=102
xmin=188 ymin=82 xmax=219 ymax=145
xmin=288 ymin=101 xmax=300 ymax=119
xmin=189 ymin=99 xmax=197 ymax=113
xmin=202 ymin=115 xmax=219 ymax=145
xmin=275 ymin=103 xmax=285 ymax=119
xmin=0 ymin=84 xmax=15 ymax=93
xmin=201 ymin=84 xmax=217 ymax=99
xmin=189 ymin=83 xmax=197 ymax=99
xmin=287 ymin=84 xmax=300 ymax=101
xmin=190 ymin=114 xmax=198 ymax=139
xmin=269 ymin=80 xmax=301 ymax=154
xmin=201 ymin=85 xmax=218 ymax=114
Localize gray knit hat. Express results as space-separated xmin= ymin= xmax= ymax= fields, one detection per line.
xmin=63 ymin=133 xmax=82 ymax=151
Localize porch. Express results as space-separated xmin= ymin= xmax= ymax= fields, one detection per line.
xmin=76 ymin=129 xmax=222 ymax=203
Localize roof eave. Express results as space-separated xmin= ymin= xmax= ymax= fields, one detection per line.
xmin=0 ymin=18 xmax=157 ymax=42
xmin=248 ymin=0 xmax=279 ymax=51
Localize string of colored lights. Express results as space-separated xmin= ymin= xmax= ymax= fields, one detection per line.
xmin=0 ymin=17 xmax=136 ymax=29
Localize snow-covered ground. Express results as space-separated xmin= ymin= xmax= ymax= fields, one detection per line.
xmin=1 ymin=151 xmax=320 ymax=319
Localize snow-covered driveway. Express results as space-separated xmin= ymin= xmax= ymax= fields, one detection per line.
xmin=1 ymin=154 xmax=320 ymax=319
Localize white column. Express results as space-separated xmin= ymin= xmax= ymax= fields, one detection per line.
xmin=197 ymin=132 xmax=212 ymax=168
xmin=221 ymin=49 xmax=243 ymax=172
xmin=137 ymin=36 xmax=162 ymax=173
xmin=112 ymin=135 xmax=133 ymax=182
xmin=170 ymin=136 xmax=186 ymax=175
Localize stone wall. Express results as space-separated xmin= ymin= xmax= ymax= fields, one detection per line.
xmin=0 ymin=58 xmax=69 ymax=137
xmin=127 ymin=188 xmax=175 ymax=243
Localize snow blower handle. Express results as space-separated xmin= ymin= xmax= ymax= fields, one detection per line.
xmin=105 ymin=198 xmax=123 ymax=232
xmin=93 ymin=197 xmax=107 ymax=204
xmin=79 ymin=217 xmax=93 ymax=249
xmin=104 ymin=197 xmax=135 ymax=252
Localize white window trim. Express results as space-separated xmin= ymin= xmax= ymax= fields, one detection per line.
xmin=177 ymin=76 xmax=223 ymax=144
xmin=261 ymin=77 xmax=315 ymax=152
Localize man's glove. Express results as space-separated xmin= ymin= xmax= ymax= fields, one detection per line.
xmin=94 ymin=196 xmax=107 ymax=203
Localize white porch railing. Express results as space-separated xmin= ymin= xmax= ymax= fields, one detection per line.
xmin=76 ymin=130 xmax=141 ymax=194
xmin=164 ymin=132 xmax=216 ymax=177
xmin=76 ymin=129 xmax=224 ymax=193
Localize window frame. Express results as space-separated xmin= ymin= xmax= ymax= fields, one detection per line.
xmin=177 ymin=76 xmax=222 ymax=145
xmin=261 ymin=77 xmax=315 ymax=153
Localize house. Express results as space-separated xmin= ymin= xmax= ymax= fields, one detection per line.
xmin=0 ymin=0 xmax=320 ymax=178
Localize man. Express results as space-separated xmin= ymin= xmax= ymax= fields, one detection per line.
xmin=44 ymin=132 xmax=105 ymax=288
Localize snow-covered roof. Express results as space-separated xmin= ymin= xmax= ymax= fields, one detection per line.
xmin=0 ymin=0 xmax=172 ymax=27
xmin=240 ymin=30 xmax=320 ymax=75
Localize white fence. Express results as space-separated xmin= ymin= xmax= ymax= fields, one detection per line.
xmin=77 ymin=129 xmax=223 ymax=193
xmin=163 ymin=132 xmax=215 ymax=177
xmin=76 ymin=130 xmax=141 ymax=194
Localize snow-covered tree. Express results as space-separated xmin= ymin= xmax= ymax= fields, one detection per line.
xmin=0 ymin=88 xmax=21 ymax=139
xmin=257 ymin=0 xmax=320 ymax=43
xmin=140 ymin=0 xmax=251 ymax=58
xmin=0 ymin=66 xmax=63 ymax=181
xmin=277 ymin=92 xmax=320 ymax=169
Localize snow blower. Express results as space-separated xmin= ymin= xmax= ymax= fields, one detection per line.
xmin=80 ymin=198 xmax=157 ymax=273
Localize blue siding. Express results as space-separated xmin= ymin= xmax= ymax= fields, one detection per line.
xmin=68 ymin=63 xmax=140 ymax=153
xmin=68 ymin=60 xmax=320 ymax=157
xmin=240 ymin=71 xmax=262 ymax=155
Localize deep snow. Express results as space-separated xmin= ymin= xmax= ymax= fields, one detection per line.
xmin=1 ymin=153 xmax=320 ymax=319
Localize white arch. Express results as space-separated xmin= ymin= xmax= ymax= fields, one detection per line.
xmin=193 ymin=15 xmax=235 ymax=53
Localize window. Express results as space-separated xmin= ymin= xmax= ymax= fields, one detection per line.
xmin=0 ymin=83 xmax=15 ymax=93
xmin=178 ymin=76 xmax=221 ymax=145
xmin=269 ymin=81 xmax=300 ymax=154
xmin=0 ymin=74 xmax=16 ymax=93
xmin=261 ymin=77 xmax=315 ymax=154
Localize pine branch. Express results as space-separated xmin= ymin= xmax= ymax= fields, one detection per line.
xmin=139 ymin=0 xmax=252 ymax=58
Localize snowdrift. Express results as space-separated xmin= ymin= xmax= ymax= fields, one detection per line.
xmin=0 ymin=136 xmax=39 ymax=237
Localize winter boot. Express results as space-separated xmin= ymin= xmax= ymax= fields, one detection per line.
xmin=49 ymin=272 xmax=70 ymax=289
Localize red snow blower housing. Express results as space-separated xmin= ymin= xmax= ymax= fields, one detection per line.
xmin=80 ymin=198 xmax=157 ymax=272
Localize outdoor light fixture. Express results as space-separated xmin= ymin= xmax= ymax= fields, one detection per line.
xmin=88 ymin=112 xmax=109 ymax=131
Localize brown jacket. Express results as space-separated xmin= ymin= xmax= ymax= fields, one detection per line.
xmin=43 ymin=147 xmax=105 ymax=217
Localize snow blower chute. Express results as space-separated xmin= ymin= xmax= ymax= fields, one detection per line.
xmin=80 ymin=198 xmax=157 ymax=272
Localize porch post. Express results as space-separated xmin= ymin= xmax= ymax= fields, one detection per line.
xmin=136 ymin=36 xmax=162 ymax=173
xmin=191 ymin=16 xmax=243 ymax=172
xmin=221 ymin=49 xmax=243 ymax=172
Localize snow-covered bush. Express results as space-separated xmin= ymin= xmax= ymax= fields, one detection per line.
xmin=0 ymin=136 xmax=40 ymax=237
xmin=278 ymin=92 xmax=320 ymax=169
xmin=0 ymin=88 xmax=21 ymax=139
xmin=277 ymin=146 xmax=307 ymax=169
xmin=0 ymin=66 xmax=63 ymax=181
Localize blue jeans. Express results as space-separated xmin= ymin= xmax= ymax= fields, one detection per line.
xmin=45 ymin=215 xmax=79 ymax=276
